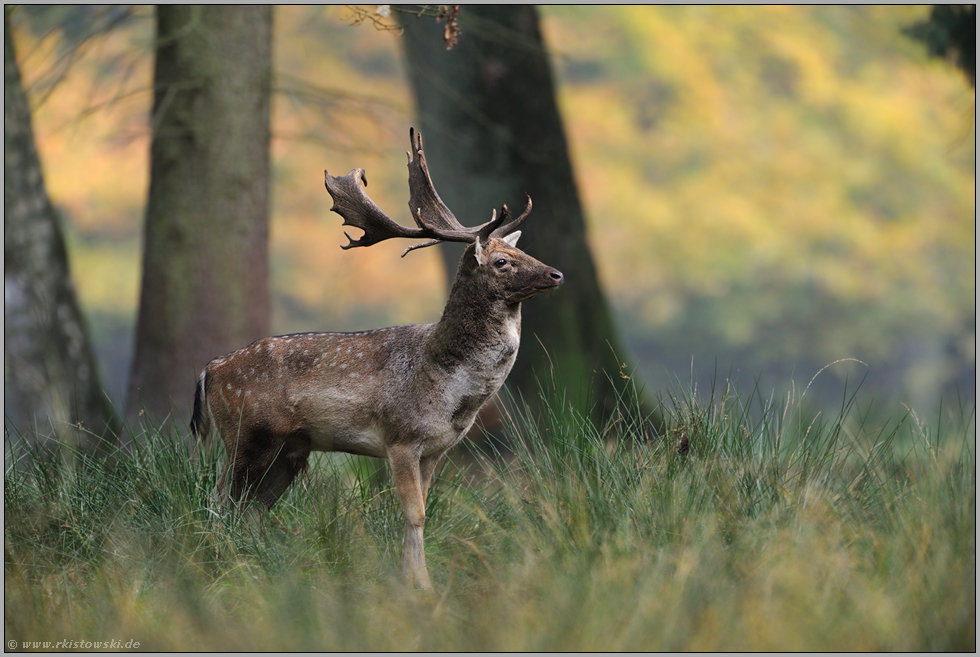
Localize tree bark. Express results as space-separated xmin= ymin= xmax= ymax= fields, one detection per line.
xmin=4 ymin=9 xmax=119 ymax=453
xmin=126 ymin=6 xmax=272 ymax=430
xmin=396 ymin=5 xmax=637 ymax=419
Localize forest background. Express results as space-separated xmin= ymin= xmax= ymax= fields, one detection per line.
xmin=7 ymin=5 xmax=976 ymax=427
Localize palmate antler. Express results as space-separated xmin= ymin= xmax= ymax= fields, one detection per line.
xmin=324 ymin=128 xmax=531 ymax=257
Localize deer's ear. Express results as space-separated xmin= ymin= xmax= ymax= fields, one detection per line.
xmin=502 ymin=231 xmax=521 ymax=247
xmin=474 ymin=237 xmax=488 ymax=265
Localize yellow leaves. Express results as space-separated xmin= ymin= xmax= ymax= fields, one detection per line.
xmin=14 ymin=8 xmax=153 ymax=238
xmin=618 ymin=7 xmax=728 ymax=132
xmin=545 ymin=5 xmax=974 ymax=367
xmin=68 ymin=242 xmax=140 ymax=315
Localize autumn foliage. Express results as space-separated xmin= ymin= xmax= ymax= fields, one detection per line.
xmin=10 ymin=6 xmax=974 ymax=409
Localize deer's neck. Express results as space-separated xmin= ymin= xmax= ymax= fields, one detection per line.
xmin=428 ymin=275 xmax=521 ymax=372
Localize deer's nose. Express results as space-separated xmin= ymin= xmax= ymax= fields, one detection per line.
xmin=549 ymin=269 xmax=564 ymax=284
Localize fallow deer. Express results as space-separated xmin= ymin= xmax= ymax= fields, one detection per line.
xmin=190 ymin=128 xmax=563 ymax=588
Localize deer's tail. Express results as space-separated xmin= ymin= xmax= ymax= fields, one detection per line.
xmin=190 ymin=369 xmax=212 ymax=445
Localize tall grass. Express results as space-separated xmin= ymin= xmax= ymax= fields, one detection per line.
xmin=4 ymin=377 xmax=975 ymax=651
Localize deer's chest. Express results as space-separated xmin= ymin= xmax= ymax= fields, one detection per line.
xmin=458 ymin=316 xmax=520 ymax=398
xmin=426 ymin=319 xmax=520 ymax=453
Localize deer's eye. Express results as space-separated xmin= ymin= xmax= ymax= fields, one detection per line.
xmin=494 ymin=258 xmax=508 ymax=268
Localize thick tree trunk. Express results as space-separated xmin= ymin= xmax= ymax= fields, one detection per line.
xmin=126 ymin=6 xmax=272 ymax=430
xmin=397 ymin=5 xmax=637 ymax=419
xmin=4 ymin=10 xmax=119 ymax=453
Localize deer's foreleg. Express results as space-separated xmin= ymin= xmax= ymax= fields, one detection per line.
xmin=388 ymin=445 xmax=432 ymax=589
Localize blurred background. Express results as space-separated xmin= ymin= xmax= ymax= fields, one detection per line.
xmin=5 ymin=6 xmax=975 ymax=441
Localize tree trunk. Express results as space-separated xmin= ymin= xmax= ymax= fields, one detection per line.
xmin=126 ymin=6 xmax=272 ymax=431
xmin=397 ymin=5 xmax=637 ymax=419
xmin=4 ymin=10 xmax=119 ymax=453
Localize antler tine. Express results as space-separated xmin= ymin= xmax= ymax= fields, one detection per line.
xmin=490 ymin=194 xmax=533 ymax=240
xmin=477 ymin=207 xmax=507 ymax=244
xmin=400 ymin=239 xmax=442 ymax=258
xmin=407 ymin=128 xmax=479 ymax=239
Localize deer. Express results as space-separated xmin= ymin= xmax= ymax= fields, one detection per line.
xmin=190 ymin=128 xmax=563 ymax=589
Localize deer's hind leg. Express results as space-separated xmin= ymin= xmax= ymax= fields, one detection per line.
xmin=419 ymin=452 xmax=445 ymax=505
xmin=224 ymin=429 xmax=312 ymax=511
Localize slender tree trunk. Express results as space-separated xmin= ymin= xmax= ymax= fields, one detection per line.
xmin=4 ymin=10 xmax=119 ymax=453
xmin=397 ymin=5 xmax=638 ymax=419
xmin=126 ymin=6 xmax=272 ymax=430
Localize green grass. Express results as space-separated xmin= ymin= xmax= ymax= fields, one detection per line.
xmin=4 ymin=378 xmax=975 ymax=651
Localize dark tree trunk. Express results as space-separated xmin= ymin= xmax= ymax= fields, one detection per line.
xmin=397 ymin=5 xmax=637 ymax=418
xmin=126 ymin=6 xmax=272 ymax=430
xmin=4 ymin=10 xmax=119 ymax=453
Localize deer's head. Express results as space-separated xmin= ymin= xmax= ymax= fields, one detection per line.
xmin=324 ymin=128 xmax=562 ymax=305
xmin=457 ymin=234 xmax=563 ymax=305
